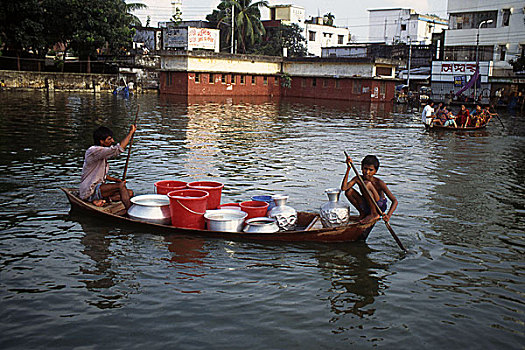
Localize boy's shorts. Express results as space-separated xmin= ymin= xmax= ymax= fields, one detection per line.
xmin=425 ymin=117 xmax=433 ymax=125
xmin=87 ymin=183 xmax=103 ymax=202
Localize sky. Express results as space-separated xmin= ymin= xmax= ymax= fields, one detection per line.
xmin=128 ymin=0 xmax=449 ymax=41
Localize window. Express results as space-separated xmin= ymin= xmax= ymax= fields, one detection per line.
xmin=335 ymin=79 xmax=340 ymax=89
xmin=195 ymin=73 xmax=200 ymax=83
xmin=401 ymin=24 xmax=407 ymax=31
xmin=502 ymin=9 xmax=510 ymax=27
xmin=263 ymin=76 xmax=268 ymax=85
xmin=167 ymin=72 xmax=172 ymax=86
xmin=380 ymin=82 xmax=386 ymax=96
xmin=353 ymin=80 xmax=361 ymax=94
xmin=376 ymin=67 xmax=393 ymax=76
xmin=240 ymin=75 xmax=245 ymax=84
xmin=221 ymin=74 xmax=226 ymax=84
xmin=251 ymin=76 xmax=256 ymax=85
xmin=209 ymin=74 xmax=215 ymax=84
xmin=309 ymin=31 xmax=316 ymax=41
xmin=274 ymin=77 xmax=279 ymax=86
xmin=338 ymin=35 xmax=344 ymax=45
xmin=323 ymin=79 xmax=329 ymax=88
xmin=231 ymin=75 xmax=235 ymax=84
xmin=301 ymin=78 xmax=306 ymax=87
xmin=499 ymin=45 xmax=507 ymax=61
xmin=312 ymin=78 xmax=316 ymax=87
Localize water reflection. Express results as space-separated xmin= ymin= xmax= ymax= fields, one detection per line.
xmin=317 ymin=245 xmax=384 ymax=322
xmin=74 ymin=214 xmax=126 ymax=309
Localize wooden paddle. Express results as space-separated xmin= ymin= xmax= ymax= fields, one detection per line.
xmin=122 ymin=105 xmax=140 ymax=181
xmin=344 ymin=151 xmax=407 ymax=252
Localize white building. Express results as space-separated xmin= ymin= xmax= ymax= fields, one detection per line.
xmin=368 ymin=8 xmax=448 ymax=45
xmin=431 ymin=0 xmax=525 ymax=102
xmin=264 ymin=4 xmax=351 ymax=57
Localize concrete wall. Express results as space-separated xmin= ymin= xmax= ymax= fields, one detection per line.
xmin=0 ymin=70 xmax=117 ymax=91
xmin=284 ymin=60 xmax=374 ymax=78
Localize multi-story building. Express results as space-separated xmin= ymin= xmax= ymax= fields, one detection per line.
xmin=262 ymin=4 xmax=351 ymax=57
xmin=431 ymin=0 xmax=525 ymax=102
xmin=368 ymin=8 xmax=448 ymax=45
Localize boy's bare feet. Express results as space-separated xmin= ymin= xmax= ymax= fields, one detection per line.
xmin=359 ymin=213 xmax=380 ymax=224
xmin=92 ymin=199 xmax=106 ymax=207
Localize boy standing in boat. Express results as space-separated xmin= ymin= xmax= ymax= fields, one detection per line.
xmin=79 ymin=124 xmax=136 ymax=209
xmin=341 ymin=155 xmax=398 ymax=224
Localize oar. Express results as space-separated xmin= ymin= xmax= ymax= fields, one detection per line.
xmin=122 ymin=105 xmax=140 ymax=181
xmin=344 ymin=151 xmax=407 ymax=253
xmin=494 ymin=113 xmax=505 ymax=129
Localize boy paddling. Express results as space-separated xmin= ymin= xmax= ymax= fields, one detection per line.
xmin=341 ymin=155 xmax=398 ymax=224
xmin=79 ymin=124 xmax=136 ymax=209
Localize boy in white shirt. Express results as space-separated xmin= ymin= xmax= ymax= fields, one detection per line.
xmin=421 ymin=101 xmax=435 ymax=125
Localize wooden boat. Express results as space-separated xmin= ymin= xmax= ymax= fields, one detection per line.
xmin=61 ymin=187 xmax=377 ymax=243
xmin=424 ymin=123 xmax=487 ymax=131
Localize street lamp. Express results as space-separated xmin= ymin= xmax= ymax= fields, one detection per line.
xmin=474 ymin=19 xmax=493 ymax=101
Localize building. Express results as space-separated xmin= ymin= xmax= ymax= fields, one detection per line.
xmin=262 ymin=4 xmax=351 ymax=57
xmin=159 ymin=51 xmax=398 ymax=102
xmin=368 ymin=8 xmax=448 ymax=45
xmin=431 ymin=0 xmax=525 ymax=102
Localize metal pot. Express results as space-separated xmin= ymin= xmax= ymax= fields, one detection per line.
xmin=204 ymin=209 xmax=248 ymax=232
xmin=243 ymin=217 xmax=279 ymax=234
xmin=128 ymin=194 xmax=171 ymax=225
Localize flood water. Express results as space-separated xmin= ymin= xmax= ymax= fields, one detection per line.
xmin=0 ymin=91 xmax=524 ymax=349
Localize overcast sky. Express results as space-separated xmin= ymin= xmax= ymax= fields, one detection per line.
xmin=129 ymin=0 xmax=449 ymax=41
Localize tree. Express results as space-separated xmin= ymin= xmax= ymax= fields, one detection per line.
xmin=253 ymin=23 xmax=307 ymax=57
xmin=323 ymin=12 xmax=335 ymax=27
xmin=208 ymin=0 xmax=268 ymax=54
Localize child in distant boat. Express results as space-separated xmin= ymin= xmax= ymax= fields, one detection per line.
xmin=79 ymin=124 xmax=136 ymax=209
xmin=341 ymin=154 xmax=398 ymax=224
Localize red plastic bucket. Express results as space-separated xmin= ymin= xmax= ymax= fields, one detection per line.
xmin=167 ymin=189 xmax=209 ymax=229
xmin=239 ymin=201 xmax=269 ymax=220
xmin=187 ymin=181 xmax=224 ymax=210
xmin=155 ymin=180 xmax=187 ymax=195
xmin=217 ymin=203 xmax=241 ymax=210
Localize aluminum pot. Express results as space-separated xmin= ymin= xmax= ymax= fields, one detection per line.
xmin=204 ymin=209 xmax=248 ymax=232
xmin=128 ymin=194 xmax=171 ymax=225
xmin=243 ymin=217 xmax=279 ymax=234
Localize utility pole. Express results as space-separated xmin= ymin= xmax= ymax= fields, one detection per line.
xmin=475 ymin=19 xmax=493 ymax=101
xmin=231 ymin=4 xmax=235 ymax=54
xmin=407 ymin=36 xmax=412 ymax=90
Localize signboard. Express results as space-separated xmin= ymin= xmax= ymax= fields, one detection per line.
xmin=431 ymin=61 xmax=492 ymax=83
xmin=188 ymin=28 xmax=217 ymax=51
xmin=453 ymin=75 xmax=465 ymax=87
xmin=162 ymin=27 xmax=219 ymax=51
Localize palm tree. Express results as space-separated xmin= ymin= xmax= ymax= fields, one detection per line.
xmin=218 ymin=0 xmax=268 ymax=53
xmin=324 ymin=12 xmax=335 ymax=26
xmin=126 ymin=2 xmax=148 ymax=27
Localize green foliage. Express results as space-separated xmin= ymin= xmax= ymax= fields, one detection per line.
xmin=208 ymin=0 xmax=268 ymax=54
xmin=323 ymin=13 xmax=335 ymax=27
xmin=0 ymin=0 xmax=146 ymax=59
xmin=280 ymin=72 xmax=291 ymax=88
xmin=253 ymin=24 xmax=307 ymax=57
xmin=171 ymin=7 xmax=183 ymax=26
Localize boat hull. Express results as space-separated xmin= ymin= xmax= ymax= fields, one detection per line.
xmin=61 ymin=188 xmax=376 ymax=243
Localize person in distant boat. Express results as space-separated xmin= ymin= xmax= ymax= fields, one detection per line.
xmin=468 ymin=105 xmax=484 ymax=127
xmin=79 ymin=124 xmax=136 ymax=209
xmin=432 ymin=104 xmax=451 ymax=126
xmin=456 ymin=105 xmax=470 ymax=127
xmin=421 ymin=100 xmax=435 ymax=126
xmin=482 ymin=105 xmax=496 ymax=125
xmin=341 ymin=155 xmax=398 ymax=224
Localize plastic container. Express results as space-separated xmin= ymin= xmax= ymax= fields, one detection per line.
xmin=187 ymin=181 xmax=224 ymax=210
xmin=167 ymin=189 xmax=209 ymax=229
xmin=251 ymin=195 xmax=275 ymax=213
xmin=154 ymin=180 xmax=187 ymax=195
xmin=217 ymin=203 xmax=241 ymax=210
xmin=239 ymin=200 xmax=269 ymax=220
